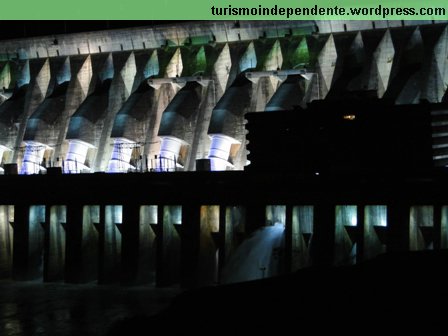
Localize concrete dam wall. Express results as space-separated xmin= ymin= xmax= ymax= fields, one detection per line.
xmin=0 ymin=20 xmax=447 ymax=173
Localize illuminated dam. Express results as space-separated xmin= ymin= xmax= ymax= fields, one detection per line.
xmin=0 ymin=20 xmax=448 ymax=287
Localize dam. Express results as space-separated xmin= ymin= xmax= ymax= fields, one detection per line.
xmin=0 ymin=20 xmax=447 ymax=287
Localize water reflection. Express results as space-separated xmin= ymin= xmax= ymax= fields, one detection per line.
xmin=0 ymin=281 xmax=180 ymax=336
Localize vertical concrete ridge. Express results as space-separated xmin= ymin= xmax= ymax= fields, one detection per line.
xmin=317 ymin=34 xmax=337 ymax=98
xmin=13 ymin=59 xmax=51 ymax=163
xmin=165 ymin=48 xmax=183 ymax=78
xmin=239 ymin=41 xmax=257 ymax=72
xmin=433 ymin=26 xmax=448 ymax=102
xmin=213 ymin=43 xmax=231 ymax=98
xmin=263 ymin=40 xmax=283 ymax=71
xmin=373 ymin=29 xmax=395 ymax=98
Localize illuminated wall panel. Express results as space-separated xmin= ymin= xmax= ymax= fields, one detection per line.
xmin=409 ymin=205 xmax=434 ymax=251
xmin=334 ymin=205 xmax=357 ymax=266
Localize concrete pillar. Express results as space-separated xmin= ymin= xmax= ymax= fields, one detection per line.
xmin=95 ymin=53 xmax=137 ymax=171
xmin=284 ymin=205 xmax=293 ymax=273
xmin=409 ymin=205 xmax=434 ymax=251
xmin=98 ymin=205 xmax=122 ymax=284
xmin=138 ymin=205 xmax=157 ymax=284
xmin=43 ymin=205 xmax=66 ymax=282
xmin=13 ymin=205 xmax=45 ymax=280
xmin=311 ymin=203 xmax=335 ymax=267
xmin=317 ymin=34 xmax=337 ymax=98
xmin=197 ymin=205 xmax=219 ymax=287
xmin=65 ymin=205 xmax=98 ymax=283
xmin=218 ymin=205 xmax=245 ymax=281
xmin=426 ymin=25 xmax=448 ymax=103
xmin=156 ymin=205 xmax=182 ymax=287
xmin=53 ymin=55 xmax=93 ymax=163
xmin=0 ymin=205 xmax=13 ymax=279
xmin=13 ymin=59 xmax=51 ymax=165
xmin=357 ymin=204 xmax=365 ymax=262
xmin=121 ymin=203 xmax=139 ymax=284
xmin=363 ymin=205 xmax=387 ymax=260
xmin=387 ymin=203 xmax=410 ymax=253
xmin=372 ymin=29 xmax=394 ymax=98
xmin=440 ymin=206 xmax=448 ymax=249
xmin=0 ymin=62 xmax=11 ymax=91
xmin=290 ymin=205 xmax=314 ymax=272
xmin=433 ymin=205 xmax=442 ymax=250
xmin=180 ymin=204 xmax=200 ymax=288
xmin=334 ymin=205 xmax=357 ymax=266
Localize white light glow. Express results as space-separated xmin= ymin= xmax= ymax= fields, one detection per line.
xmin=343 ymin=114 xmax=356 ymax=121
xmin=351 ymin=215 xmax=357 ymax=226
xmin=20 ymin=141 xmax=47 ymax=175
xmin=64 ymin=140 xmax=94 ymax=173
xmin=114 ymin=206 xmax=123 ymax=224
xmin=0 ymin=145 xmax=11 ymax=174
xmin=154 ymin=136 xmax=183 ymax=172
xmin=208 ymin=134 xmax=239 ymax=171
xmin=107 ymin=138 xmax=136 ymax=173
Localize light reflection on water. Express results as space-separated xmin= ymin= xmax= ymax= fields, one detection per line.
xmin=0 ymin=281 xmax=180 ymax=336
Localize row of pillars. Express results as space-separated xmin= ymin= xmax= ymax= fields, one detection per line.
xmin=0 ymin=203 xmax=446 ymax=287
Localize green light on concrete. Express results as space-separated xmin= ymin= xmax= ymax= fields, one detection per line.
xmin=195 ymin=46 xmax=207 ymax=74
xmin=294 ymin=38 xmax=310 ymax=68
xmin=0 ymin=62 xmax=11 ymax=90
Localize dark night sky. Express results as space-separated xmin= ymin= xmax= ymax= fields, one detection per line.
xmin=0 ymin=21 xmax=188 ymax=41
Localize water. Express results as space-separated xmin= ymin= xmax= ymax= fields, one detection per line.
xmin=0 ymin=281 xmax=180 ymax=336
xmin=221 ymin=223 xmax=285 ymax=284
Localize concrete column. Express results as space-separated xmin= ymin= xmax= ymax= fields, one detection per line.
xmin=334 ymin=205 xmax=357 ymax=266
xmin=291 ymin=205 xmax=314 ymax=272
xmin=316 ymin=34 xmax=337 ymax=98
xmin=357 ymin=204 xmax=365 ymax=262
xmin=43 ymin=205 xmax=66 ymax=282
xmin=137 ymin=205 xmax=157 ymax=284
xmin=0 ymin=205 xmax=13 ymax=279
xmin=217 ymin=204 xmax=226 ymax=279
xmin=372 ymin=29 xmax=394 ymax=98
xmin=13 ymin=205 xmax=45 ymax=280
xmin=426 ymin=25 xmax=448 ymax=102
xmin=441 ymin=206 xmax=448 ymax=249
xmin=13 ymin=59 xmax=51 ymax=165
xmin=95 ymin=52 xmax=136 ymax=171
xmin=387 ymin=203 xmax=410 ymax=253
xmin=363 ymin=205 xmax=387 ymax=260
xmin=180 ymin=204 xmax=200 ymax=288
xmin=311 ymin=203 xmax=335 ymax=267
xmin=433 ymin=205 xmax=442 ymax=250
xmin=121 ymin=203 xmax=140 ymax=285
xmin=409 ymin=205 xmax=434 ymax=251
xmin=218 ymin=205 xmax=245 ymax=282
xmin=284 ymin=205 xmax=293 ymax=273
xmin=65 ymin=205 xmax=98 ymax=283
xmin=98 ymin=205 xmax=122 ymax=284
xmin=197 ymin=205 xmax=219 ymax=287
xmin=156 ymin=205 xmax=181 ymax=287
xmin=53 ymin=55 xmax=93 ymax=163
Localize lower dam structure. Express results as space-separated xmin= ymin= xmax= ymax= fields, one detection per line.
xmin=0 ymin=20 xmax=448 ymax=287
